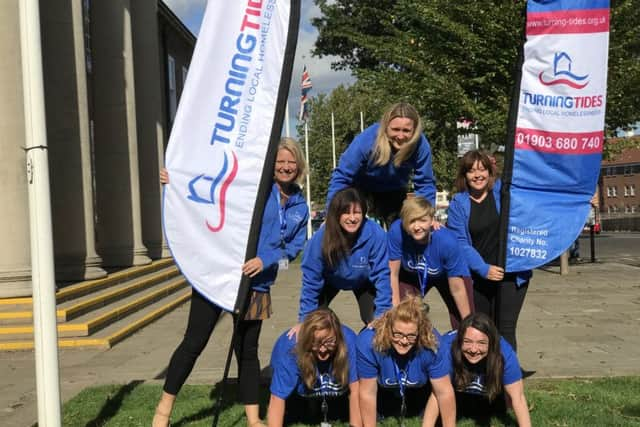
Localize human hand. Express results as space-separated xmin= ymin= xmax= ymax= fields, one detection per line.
xmin=287 ymin=323 xmax=302 ymax=340
xmin=160 ymin=168 xmax=169 ymax=185
xmin=486 ymin=265 xmax=504 ymax=281
xmin=242 ymin=257 xmax=264 ymax=277
xmin=431 ymin=219 xmax=443 ymax=231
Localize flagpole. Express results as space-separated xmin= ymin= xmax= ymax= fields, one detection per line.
xmin=285 ymin=102 xmax=290 ymax=137
xmin=331 ymin=111 xmax=336 ymax=169
xmin=304 ymin=121 xmax=312 ymax=238
xmin=360 ymin=111 xmax=364 ymax=132
xmin=19 ymin=0 xmax=62 ymax=426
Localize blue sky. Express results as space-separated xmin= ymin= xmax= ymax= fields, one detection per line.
xmin=163 ymin=0 xmax=354 ymax=135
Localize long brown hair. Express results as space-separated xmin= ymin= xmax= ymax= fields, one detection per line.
xmin=322 ymin=188 xmax=368 ymax=268
xmin=296 ymin=309 xmax=349 ymax=390
xmin=371 ymin=295 xmax=438 ymax=353
xmin=451 ymin=312 xmax=504 ymax=401
xmin=371 ymin=102 xmax=423 ymax=167
xmin=454 ymin=150 xmax=496 ymax=193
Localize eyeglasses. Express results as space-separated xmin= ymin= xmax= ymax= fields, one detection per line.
xmin=311 ymin=337 xmax=337 ymax=351
xmin=391 ymin=330 xmax=418 ymax=343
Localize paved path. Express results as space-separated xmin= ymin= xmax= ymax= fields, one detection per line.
xmin=2 ymin=261 xmax=639 ymax=426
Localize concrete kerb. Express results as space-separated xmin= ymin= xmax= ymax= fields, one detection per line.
xmin=1 ymin=261 xmax=639 ymax=427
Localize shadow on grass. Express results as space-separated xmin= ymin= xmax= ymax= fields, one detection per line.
xmin=171 ymin=378 xmax=272 ymax=427
xmin=84 ymin=380 xmax=144 ymax=427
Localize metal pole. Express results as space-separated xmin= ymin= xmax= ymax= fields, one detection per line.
xmin=285 ymin=102 xmax=290 ymax=137
xmin=304 ymin=122 xmax=312 ymax=238
xmin=560 ymin=251 xmax=569 ymax=275
xmin=331 ymin=111 xmax=336 ymax=169
xmin=589 ymin=225 xmax=596 ymax=263
xmin=19 ymin=0 xmax=62 ymax=425
xmin=360 ymin=111 xmax=364 ymax=132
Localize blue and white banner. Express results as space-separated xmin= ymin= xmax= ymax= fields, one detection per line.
xmin=163 ymin=0 xmax=298 ymax=310
xmin=505 ymin=0 xmax=610 ymax=271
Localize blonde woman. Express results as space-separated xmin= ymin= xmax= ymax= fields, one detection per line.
xmin=387 ymin=197 xmax=473 ymax=328
xmin=356 ymin=296 xmax=456 ymax=427
xmin=268 ymin=309 xmax=361 ymax=426
xmin=153 ymin=138 xmax=309 ymax=427
xmin=326 ymin=102 xmax=436 ymax=225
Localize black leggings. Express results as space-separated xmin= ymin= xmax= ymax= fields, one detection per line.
xmin=163 ymin=289 xmax=263 ymax=404
xmin=319 ymin=285 xmax=376 ymax=325
xmin=472 ymin=274 xmax=528 ymax=351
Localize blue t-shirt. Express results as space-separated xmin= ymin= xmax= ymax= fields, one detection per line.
xmin=270 ymin=325 xmax=359 ymax=400
xmin=439 ymin=330 xmax=522 ymax=396
xmin=387 ymin=220 xmax=469 ymax=294
xmin=356 ymin=327 xmax=448 ymax=392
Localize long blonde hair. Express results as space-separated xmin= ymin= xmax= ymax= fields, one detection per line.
xmin=372 ymin=295 xmax=438 ymax=353
xmin=371 ymin=102 xmax=423 ymax=167
xmin=277 ymin=137 xmax=307 ymax=186
xmin=296 ymin=309 xmax=349 ymax=390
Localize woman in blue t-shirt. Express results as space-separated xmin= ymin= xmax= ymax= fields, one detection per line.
xmin=268 ymin=309 xmax=361 ymax=427
xmin=357 ymin=296 xmax=456 ymax=427
xmin=296 ymin=188 xmax=392 ymax=327
xmin=387 ymin=196 xmax=472 ymax=328
xmin=424 ymin=313 xmax=531 ymax=426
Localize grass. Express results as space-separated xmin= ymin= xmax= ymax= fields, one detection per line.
xmin=61 ymin=377 xmax=640 ymax=426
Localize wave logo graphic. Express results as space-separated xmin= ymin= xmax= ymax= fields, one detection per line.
xmin=538 ymin=52 xmax=589 ymax=89
xmin=186 ymin=150 xmax=238 ymax=233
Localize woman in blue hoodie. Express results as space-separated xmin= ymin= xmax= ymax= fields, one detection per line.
xmin=326 ymin=102 xmax=436 ymax=226
xmin=446 ymin=150 xmax=531 ymax=352
xmin=153 ymin=138 xmax=309 ymax=427
xmin=297 ymin=188 xmax=392 ymax=327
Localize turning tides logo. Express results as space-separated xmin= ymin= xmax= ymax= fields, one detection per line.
xmin=538 ymin=51 xmax=589 ymax=89
xmin=186 ymin=150 xmax=239 ymax=232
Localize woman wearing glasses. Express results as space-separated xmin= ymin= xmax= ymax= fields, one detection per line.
xmin=268 ymin=309 xmax=362 ymax=427
xmin=356 ymin=296 xmax=456 ymax=427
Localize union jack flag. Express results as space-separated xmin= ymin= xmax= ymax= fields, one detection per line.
xmin=299 ymin=65 xmax=312 ymax=122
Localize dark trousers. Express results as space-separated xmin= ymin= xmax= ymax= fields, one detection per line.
xmin=319 ymin=285 xmax=376 ymax=325
xmin=377 ymin=385 xmax=431 ymax=419
xmin=283 ymin=393 xmax=350 ymax=425
xmin=472 ymin=274 xmax=528 ymax=351
xmin=399 ymin=270 xmax=475 ymax=330
xmin=163 ymin=289 xmax=262 ymax=404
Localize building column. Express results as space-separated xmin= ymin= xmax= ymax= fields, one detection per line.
xmin=130 ymin=1 xmax=170 ymax=259
xmin=39 ymin=0 xmax=107 ymax=281
xmin=0 ymin=1 xmax=33 ymax=297
xmin=90 ymin=0 xmax=150 ymax=267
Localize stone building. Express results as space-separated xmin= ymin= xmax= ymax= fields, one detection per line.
xmin=0 ymin=1 xmax=195 ymax=297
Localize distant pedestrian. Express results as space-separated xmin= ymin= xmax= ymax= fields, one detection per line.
xmin=153 ymin=138 xmax=309 ymax=427
xmin=326 ymin=102 xmax=437 ymax=226
xmin=424 ymin=313 xmax=531 ymax=426
xmin=387 ymin=196 xmax=472 ymax=328
xmin=447 ymin=150 xmax=531 ymax=351
xmin=294 ymin=188 xmax=392 ymax=332
xmin=356 ymin=296 xmax=456 ymax=427
xmin=267 ymin=309 xmax=361 ymax=427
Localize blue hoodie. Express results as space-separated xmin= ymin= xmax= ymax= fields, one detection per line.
xmin=326 ymin=123 xmax=436 ymax=208
xmin=446 ymin=180 xmax=531 ymax=286
xmin=251 ymin=183 xmax=309 ymax=292
xmin=298 ymin=219 xmax=392 ymax=321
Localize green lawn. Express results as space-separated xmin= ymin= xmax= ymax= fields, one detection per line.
xmin=62 ymin=377 xmax=640 ymax=426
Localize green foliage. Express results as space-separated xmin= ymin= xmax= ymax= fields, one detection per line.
xmin=310 ymin=0 xmax=640 ymax=190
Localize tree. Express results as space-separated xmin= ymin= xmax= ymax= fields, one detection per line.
xmin=312 ymin=0 xmax=640 ymax=188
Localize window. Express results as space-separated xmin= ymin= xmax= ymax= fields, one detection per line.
xmin=632 ymin=205 xmax=637 ymax=214
xmin=167 ymin=55 xmax=177 ymax=123
xmin=612 ymin=186 xmax=617 ymax=197
xmin=607 ymin=187 xmax=612 ymax=197
xmin=624 ymin=166 xmax=632 ymax=175
xmin=625 ymin=205 xmax=631 ymax=214
xmin=624 ymin=186 xmax=629 ymax=197
xmin=631 ymin=185 xmax=636 ymax=197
